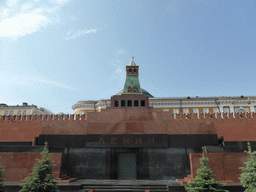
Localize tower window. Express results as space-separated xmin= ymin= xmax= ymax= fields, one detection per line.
xmin=134 ymin=68 xmax=136 ymax=72
xmin=133 ymin=86 xmax=137 ymax=92
xmin=141 ymin=100 xmax=145 ymax=106
xmin=134 ymin=100 xmax=138 ymax=107
xmin=121 ymin=100 xmax=125 ymax=107
xmin=114 ymin=100 xmax=119 ymax=107
xmin=128 ymin=86 xmax=132 ymax=92
xmin=128 ymin=100 xmax=132 ymax=107
xmin=129 ymin=68 xmax=131 ymax=72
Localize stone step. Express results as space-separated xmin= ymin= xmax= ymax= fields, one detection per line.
xmin=80 ymin=185 xmax=168 ymax=188
xmin=79 ymin=185 xmax=168 ymax=192
xmin=79 ymin=190 xmax=167 ymax=192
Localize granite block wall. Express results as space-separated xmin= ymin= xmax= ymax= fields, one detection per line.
xmin=0 ymin=152 xmax=62 ymax=181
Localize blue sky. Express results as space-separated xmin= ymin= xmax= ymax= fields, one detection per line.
xmin=0 ymin=0 xmax=256 ymax=114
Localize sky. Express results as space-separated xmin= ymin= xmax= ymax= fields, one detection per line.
xmin=0 ymin=0 xmax=256 ymax=114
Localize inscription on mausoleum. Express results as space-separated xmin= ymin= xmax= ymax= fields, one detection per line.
xmin=85 ymin=134 xmax=168 ymax=148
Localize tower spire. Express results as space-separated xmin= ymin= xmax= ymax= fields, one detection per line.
xmin=129 ymin=56 xmax=136 ymax=66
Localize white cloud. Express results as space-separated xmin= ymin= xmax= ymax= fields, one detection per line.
xmin=21 ymin=3 xmax=34 ymax=12
xmin=0 ymin=13 xmax=49 ymax=38
xmin=0 ymin=7 xmax=11 ymax=18
xmin=50 ymin=0 xmax=72 ymax=5
xmin=7 ymin=0 xmax=19 ymax=7
xmin=0 ymin=71 xmax=75 ymax=90
xmin=108 ymin=59 xmax=126 ymax=83
xmin=65 ymin=28 xmax=98 ymax=40
xmin=35 ymin=77 xmax=75 ymax=90
xmin=0 ymin=0 xmax=69 ymax=39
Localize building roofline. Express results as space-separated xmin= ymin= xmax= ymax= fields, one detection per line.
xmin=149 ymin=96 xmax=256 ymax=100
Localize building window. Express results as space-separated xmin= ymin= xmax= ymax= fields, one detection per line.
xmin=4 ymin=110 xmax=8 ymax=115
xmin=23 ymin=110 xmax=27 ymax=115
xmin=183 ymin=108 xmax=189 ymax=114
xmin=134 ymin=68 xmax=136 ymax=72
xmin=213 ymin=108 xmax=219 ymax=113
xmin=129 ymin=68 xmax=131 ymax=72
xmin=141 ymin=100 xmax=145 ymax=106
xmin=193 ymin=108 xmax=199 ymax=114
xmin=127 ymin=86 xmax=132 ymax=92
xmin=114 ymin=100 xmax=119 ymax=107
xmin=9 ymin=111 xmax=14 ymax=115
xmin=173 ymin=109 xmax=179 ymax=114
xmin=224 ymin=108 xmax=229 ymax=113
xmin=17 ymin=110 xmax=22 ymax=116
xmin=203 ymin=108 xmax=209 ymax=114
xmin=134 ymin=100 xmax=138 ymax=107
xmin=236 ymin=108 xmax=246 ymax=113
xmin=133 ymin=86 xmax=137 ymax=92
xmin=121 ymin=100 xmax=125 ymax=107
xmin=163 ymin=109 xmax=169 ymax=112
xmin=127 ymin=100 xmax=132 ymax=107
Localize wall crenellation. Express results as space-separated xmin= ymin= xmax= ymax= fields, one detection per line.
xmin=0 ymin=112 xmax=255 ymax=123
xmin=171 ymin=112 xmax=256 ymax=121
xmin=0 ymin=114 xmax=87 ymax=122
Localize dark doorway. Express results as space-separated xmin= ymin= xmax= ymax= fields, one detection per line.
xmin=118 ymin=153 xmax=136 ymax=179
xmin=111 ymin=148 xmax=140 ymax=180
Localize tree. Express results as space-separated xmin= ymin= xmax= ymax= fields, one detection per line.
xmin=19 ymin=142 xmax=59 ymax=192
xmin=0 ymin=157 xmax=7 ymax=192
xmin=185 ymin=146 xmax=228 ymax=192
xmin=239 ymin=142 xmax=256 ymax=192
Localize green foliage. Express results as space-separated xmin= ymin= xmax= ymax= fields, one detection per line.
xmin=19 ymin=142 xmax=59 ymax=192
xmin=0 ymin=157 xmax=7 ymax=192
xmin=185 ymin=146 xmax=228 ymax=192
xmin=239 ymin=142 xmax=256 ymax=192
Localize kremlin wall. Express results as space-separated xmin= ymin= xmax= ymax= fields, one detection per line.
xmin=0 ymin=57 xmax=256 ymax=186
xmin=0 ymin=111 xmax=255 ymax=143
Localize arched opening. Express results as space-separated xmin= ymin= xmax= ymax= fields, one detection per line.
xmin=133 ymin=86 xmax=137 ymax=92
xmin=236 ymin=109 xmax=246 ymax=113
xmin=128 ymin=86 xmax=132 ymax=92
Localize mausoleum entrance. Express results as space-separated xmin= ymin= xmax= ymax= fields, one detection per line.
xmin=118 ymin=152 xmax=137 ymax=179
xmin=111 ymin=148 xmax=140 ymax=180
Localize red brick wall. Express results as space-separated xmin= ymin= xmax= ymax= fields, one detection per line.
xmin=0 ymin=115 xmax=85 ymax=143
xmin=0 ymin=120 xmax=42 ymax=144
xmin=215 ymin=119 xmax=256 ymax=141
xmin=0 ymin=112 xmax=256 ymax=142
xmin=190 ymin=153 xmax=249 ymax=182
xmin=0 ymin=153 xmax=62 ymax=181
